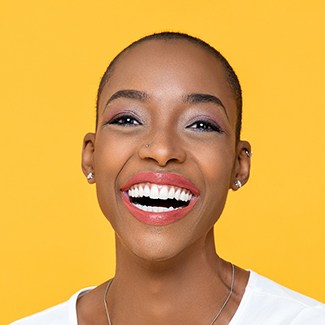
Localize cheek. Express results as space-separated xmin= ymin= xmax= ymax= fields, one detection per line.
xmin=192 ymin=142 xmax=235 ymax=219
xmin=205 ymin=155 xmax=234 ymax=188
xmin=192 ymin=139 xmax=235 ymax=187
xmin=94 ymin=132 xmax=136 ymax=180
xmin=93 ymin=136 xmax=132 ymax=220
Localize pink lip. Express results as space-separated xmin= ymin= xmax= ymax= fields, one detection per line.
xmin=120 ymin=172 xmax=200 ymax=226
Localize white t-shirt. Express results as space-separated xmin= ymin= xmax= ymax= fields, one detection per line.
xmin=10 ymin=271 xmax=325 ymax=324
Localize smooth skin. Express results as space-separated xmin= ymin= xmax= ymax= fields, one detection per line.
xmin=81 ymin=39 xmax=251 ymax=324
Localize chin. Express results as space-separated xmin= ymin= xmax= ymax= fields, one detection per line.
xmin=117 ymin=222 xmax=210 ymax=268
xmin=134 ymin=241 xmax=183 ymax=263
xmin=115 ymin=225 xmax=193 ymax=263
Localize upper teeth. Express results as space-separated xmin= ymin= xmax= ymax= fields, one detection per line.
xmin=128 ymin=183 xmax=193 ymax=202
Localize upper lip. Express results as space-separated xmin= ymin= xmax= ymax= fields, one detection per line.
xmin=120 ymin=172 xmax=200 ymax=196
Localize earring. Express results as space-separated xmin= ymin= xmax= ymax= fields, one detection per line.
xmin=87 ymin=172 xmax=94 ymax=180
xmin=145 ymin=144 xmax=150 ymax=148
xmin=245 ymin=149 xmax=252 ymax=158
xmin=234 ymin=180 xmax=242 ymax=189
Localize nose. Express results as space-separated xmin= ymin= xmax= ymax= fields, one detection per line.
xmin=138 ymin=131 xmax=187 ymax=167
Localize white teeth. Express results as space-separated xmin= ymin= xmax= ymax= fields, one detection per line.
xmin=134 ymin=203 xmax=177 ymax=212
xmin=128 ymin=183 xmax=194 ymax=202
xmin=150 ymin=184 xmax=159 ymax=199
xmin=159 ymin=186 xmax=169 ymax=200
xmin=180 ymin=190 xmax=187 ymax=201
xmin=144 ymin=184 xmax=150 ymax=196
xmin=138 ymin=185 xmax=144 ymax=197
xmin=168 ymin=186 xmax=175 ymax=199
xmin=174 ymin=188 xmax=181 ymax=200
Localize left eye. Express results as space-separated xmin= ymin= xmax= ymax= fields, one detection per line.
xmin=187 ymin=120 xmax=224 ymax=133
xmin=108 ymin=114 xmax=141 ymax=126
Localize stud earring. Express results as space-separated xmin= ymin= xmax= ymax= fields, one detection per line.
xmin=87 ymin=172 xmax=94 ymax=180
xmin=245 ymin=149 xmax=252 ymax=158
xmin=145 ymin=144 xmax=150 ymax=148
xmin=234 ymin=179 xmax=242 ymax=189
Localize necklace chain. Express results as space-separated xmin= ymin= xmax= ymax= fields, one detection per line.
xmin=103 ymin=278 xmax=113 ymax=325
xmin=104 ymin=263 xmax=235 ymax=325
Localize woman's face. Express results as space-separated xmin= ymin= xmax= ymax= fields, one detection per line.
xmin=83 ymin=40 xmax=250 ymax=261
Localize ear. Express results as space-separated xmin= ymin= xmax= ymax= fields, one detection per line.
xmin=230 ymin=140 xmax=252 ymax=191
xmin=82 ymin=132 xmax=96 ymax=184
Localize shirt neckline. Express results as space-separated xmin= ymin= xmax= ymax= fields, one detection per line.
xmin=70 ymin=272 xmax=257 ymax=324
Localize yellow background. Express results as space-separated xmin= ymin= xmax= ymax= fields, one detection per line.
xmin=1 ymin=0 xmax=324 ymax=323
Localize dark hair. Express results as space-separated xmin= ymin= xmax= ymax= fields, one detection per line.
xmin=96 ymin=32 xmax=242 ymax=139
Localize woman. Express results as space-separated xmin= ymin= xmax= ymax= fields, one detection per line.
xmin=11 ymin=32 xmax=325 ymax=324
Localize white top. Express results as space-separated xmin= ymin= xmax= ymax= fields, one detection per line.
xmin=10 ymin=271 xmax=325 ymax=325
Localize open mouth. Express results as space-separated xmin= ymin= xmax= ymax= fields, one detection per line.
xmin=127 ymin=183 xmax=193 ymax=213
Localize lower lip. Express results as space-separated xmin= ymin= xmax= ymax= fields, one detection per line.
xmin=121 ymin=193 xmax=198 ymax=226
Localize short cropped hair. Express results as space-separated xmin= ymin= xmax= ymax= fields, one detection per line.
xmin=96 ymin=32 xmax=242 ymax=140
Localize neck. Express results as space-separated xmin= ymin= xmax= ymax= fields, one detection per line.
xmin=108 ymin=229 xmax=234 ymax=324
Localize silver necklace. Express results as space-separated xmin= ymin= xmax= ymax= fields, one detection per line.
xmin=104 ymin=263 xmax=235 ymax=325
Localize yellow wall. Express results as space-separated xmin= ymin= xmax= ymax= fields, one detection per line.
xmin=1 ymin=0 xmax=324 ymax=323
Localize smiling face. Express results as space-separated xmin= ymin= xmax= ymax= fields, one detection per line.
xmin=82 ymin=39 xmax=251 ymax=261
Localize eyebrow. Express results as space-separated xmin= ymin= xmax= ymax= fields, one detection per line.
xmin=104 ymin=89 xmax=149 ymax=111
xmin=103 ymin=90 xmax=229 ymax=120
xmin=183 ymin=93 xmax=229 ymax=120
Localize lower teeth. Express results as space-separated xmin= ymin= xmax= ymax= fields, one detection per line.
xmin=133 ymin=203 xmax=179 ymax=212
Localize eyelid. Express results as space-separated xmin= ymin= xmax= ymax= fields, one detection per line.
xmin=186 ymin=117 xmax=225 ymax=133
xmin=104 ymin=111 xmax=143 ymax=126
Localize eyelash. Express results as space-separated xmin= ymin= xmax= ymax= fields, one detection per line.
xmin=187 ymin=120 xmax=224 ymax=133
xmin=107 ymin=114 xmax=142 ymax=126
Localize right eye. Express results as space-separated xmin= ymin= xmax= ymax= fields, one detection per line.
xmin=108 ymin=114 xmax=142 ymax=126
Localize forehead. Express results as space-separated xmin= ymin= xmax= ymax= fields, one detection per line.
xmin=99 ymin=39 xmax=237 ymax=121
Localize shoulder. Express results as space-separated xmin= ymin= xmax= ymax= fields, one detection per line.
xmin=9 ymin=287 xmax=95 ymax=325
xmin=231 ymin=271 xmax=325 ymax=325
